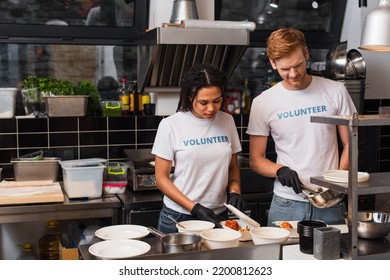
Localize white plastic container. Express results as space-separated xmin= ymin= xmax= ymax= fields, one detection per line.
xmin=0 ymin=88 xmax=17 ymax=118
xmin=60 ymin=162 xmax=105 ymax=198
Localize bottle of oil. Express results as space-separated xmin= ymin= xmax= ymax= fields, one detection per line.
xmin=38 ymin=220 xmax=60 ymax=260
xmin=241 ymin=78 xmax=251 ymax=114
xmin=127 ymin=81 xmax=137 ymax=115
xmin=17 ymin=243 xmax=38 ymax=260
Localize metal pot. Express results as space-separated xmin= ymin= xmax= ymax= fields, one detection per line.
xmin=302 ymin=186 xmax=345 ymax=209
xmin=148 ymin=227 xmax=202 ymax=253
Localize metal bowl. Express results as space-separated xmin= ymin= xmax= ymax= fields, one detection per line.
xmin=325 ymin=41 xmax=347 ymax=80
xmin=345 ymin=49 xmax=366 ymax=79
xmin=344 ymin=211 xmax=390 ymax=239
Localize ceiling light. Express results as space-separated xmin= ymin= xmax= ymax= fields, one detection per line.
xmin=312 ymin=0 xmax=326 ymax=9
xmin=359 ymin=0 xmax=390 ymax=52
xmin=269 ymin=0 xmax=279 ymax=8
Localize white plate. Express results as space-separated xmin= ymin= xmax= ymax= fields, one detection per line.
xmin=95 ymin=224 xmax=149 ymax=240
xmin=322 ymin=170 xmax=369 ymax=183
xmin=221 ymin=219 xmax=252 ymax=241
xmin=273 ymin=221 xmax=299 ymax=239
xmin=88 ymin=239 xmax=151 ymax=260
xmin=224 ymin=203 xmax=261 ymax=228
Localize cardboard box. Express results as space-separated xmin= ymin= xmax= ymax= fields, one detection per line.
xmin=59 ymin=241 xmax=79 ymax=260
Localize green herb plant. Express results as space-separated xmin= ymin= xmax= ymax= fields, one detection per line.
xmin=20 ymin=75 xmax=102 ymax=116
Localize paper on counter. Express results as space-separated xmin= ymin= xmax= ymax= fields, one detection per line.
xmin=181 ymin=20 xmax=256 ymax=31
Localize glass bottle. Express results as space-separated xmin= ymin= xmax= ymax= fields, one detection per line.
xmin=38 ymin=220 xmax=60 ymax=260
xmin=118 ymin=77 xmax=130 ymax=115
xmin=17 ymin=243 xmax=37 ymax=260
xmin=128 ymin=81 xmax=137 ymax=115
xmin=241 ymin=78 xmax=251 ymax=114
xmin=141 ymin=92 xmax=150 ymax=115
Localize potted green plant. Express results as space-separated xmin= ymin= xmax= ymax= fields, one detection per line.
xmin=74 ymin=80 xmax=101 ymax=116
xmin=21 ymin=76 xmax=101 ymax=117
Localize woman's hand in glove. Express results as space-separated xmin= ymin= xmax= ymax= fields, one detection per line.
xmin=227 ymin=193 xmax=247 ymax=212
xmin=276 ymin=166 xmax=303 ymax=194
xmin=191 ymin=203 xmax=222 ymax=228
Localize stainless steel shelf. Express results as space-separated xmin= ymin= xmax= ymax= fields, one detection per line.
xmin=311 ymin=172 xmax=390 ymax=195
xmin=311 ymin=114 xmax=390 ymax=127
xmin=310 ymin=113 xmax=390 ymax=260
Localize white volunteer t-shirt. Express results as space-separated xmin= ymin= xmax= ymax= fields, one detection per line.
xmin=152 ymin=110 xmax=242 ymax=214
xmin=247 ymin=76 xmax=356 ymax=201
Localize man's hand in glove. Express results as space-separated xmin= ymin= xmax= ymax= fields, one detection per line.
xmin=227 ymin=193 xmax=247 ymax=212
xmin=191 ymin=203 xmax=222 ymax=228
xmin=276 ymin=166 xmax=303 ymax=194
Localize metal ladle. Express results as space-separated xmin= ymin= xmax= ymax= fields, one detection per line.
xmin=168 ymin=215 xmax=186 ymax=229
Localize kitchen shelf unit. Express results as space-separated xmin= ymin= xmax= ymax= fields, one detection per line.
xmin=310 ymin=113 xmax=390 ymax=260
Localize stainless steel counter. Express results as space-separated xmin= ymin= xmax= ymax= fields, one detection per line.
xmin=0 ymin=193 xmax=121 ymax=224
xmin=79 ymin=236 xmax=288 ymax=260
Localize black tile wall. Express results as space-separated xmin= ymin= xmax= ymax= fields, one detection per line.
xmin=49 ymin=118 xmax=78 ymax=131
xmin=0 ymin=119 xmax=16 ymax=132
xmin=1 ymin=99 xmax=388 ymax=179
xmin=108 ymin=116 xmax=136 ymax=130
xmin=18 ymin=118 xmax=48 ymax=132
xmin=50 ymin=132 xmax=78 ymax=146
xmin=109 ymin=131 xmax=136 ymax=145
xmin=0 ymin=134 xmax=17 ymax=149
xmin=0 ymin=115 xmax=162 ymax=179
xmin=80 ymin=131 xmax=107 ymax=145
xmin=79 ymin=117 xmax=108 ymax=131
xmin=79 ymin=146 xmax=107 ymax=159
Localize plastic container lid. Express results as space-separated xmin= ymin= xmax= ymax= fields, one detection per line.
xmin=60 ymin=158 xmax=106 ymax=168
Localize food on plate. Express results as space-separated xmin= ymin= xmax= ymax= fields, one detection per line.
xmin=279 ymin=221 xmax=293 ymax=229
xmin=239 ymin=226 xmax=250 ymax=233
xmin=224 ymin=220 xmax=239 ymax=231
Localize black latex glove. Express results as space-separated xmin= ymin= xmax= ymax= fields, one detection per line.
xmin=276 ymin=166 xmax=303 ymax=194
xmin=191 ymin=203 xmax=222 ymax=228
xmin=227 ymin=193 xmax=247 ymax=212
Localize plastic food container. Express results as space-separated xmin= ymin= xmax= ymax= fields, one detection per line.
xmin=11 ymin=157 xmax=61 ymax=181
xmin=250 ymin=227 xmax=290 ymax=245
xmin=200 ymin=228 xmax=241 ymax=249
xmin=100 ymin=101 xmax=122 ymax=116
xmin=0 ymin=88 xmax=17 ymax=118
xmin=103 ymin=162 xmax=128 ymax=194
xmin=60 ymin=159 xmax=106 ymax=198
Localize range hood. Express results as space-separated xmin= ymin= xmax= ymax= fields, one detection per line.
xmin=137 ymin=27 xmax=250 ymax=93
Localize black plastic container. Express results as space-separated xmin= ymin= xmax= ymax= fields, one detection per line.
xmin=297 ymin=220 xmax=327 ymax=254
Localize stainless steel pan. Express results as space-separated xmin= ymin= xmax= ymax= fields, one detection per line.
xmin=148 ymin=227 xmax=202 ymax=253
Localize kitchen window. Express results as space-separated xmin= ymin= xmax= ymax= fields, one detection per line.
xmin=215 ymin=0 xmax=347 ymax=47
xmin=0 ymin=0 xmax=148 ymax=91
